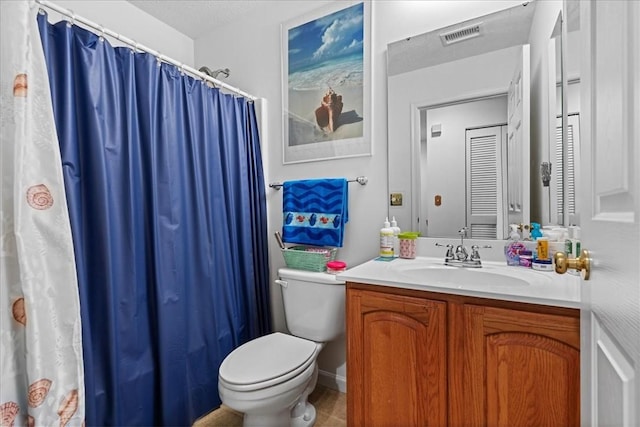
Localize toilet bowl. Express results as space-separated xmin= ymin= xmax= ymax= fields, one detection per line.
xmin=218 ymin=332 xmax=322 ymax=427
xmin=218 ymin=268 xmax=346 ymax=427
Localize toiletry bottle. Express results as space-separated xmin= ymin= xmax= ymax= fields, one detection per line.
xmin=504 ymin=224 xmax=523 ymax=266
xmin=565 ymin=230 xmax=573 ymax=255
xmin=537 ymin=236 xmax=549 ymax=261
xmin=380 ymin=218 xmax=394 ymax=258
xmin=568 ymin=226 xmax=581 ymax=256
xmin=567 ymin=226 xmax=581 ymax=275
xmin=390 ymin=217 xmax=401 ymax=257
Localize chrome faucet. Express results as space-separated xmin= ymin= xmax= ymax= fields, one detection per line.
xmin=454 ymin=227 xmax=468 ymax=261
xmin=435 ymin=227 xmax=491 ymax=268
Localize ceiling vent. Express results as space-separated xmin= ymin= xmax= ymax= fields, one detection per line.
xmin=439 ymin=22 xmax=483 ymax=46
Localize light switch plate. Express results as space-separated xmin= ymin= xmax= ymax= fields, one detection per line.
xmin=390 ymin=193 xmax=403 ymax=206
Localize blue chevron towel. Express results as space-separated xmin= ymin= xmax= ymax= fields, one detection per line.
xmin=282 ymin=178 xmax=348 ymax=247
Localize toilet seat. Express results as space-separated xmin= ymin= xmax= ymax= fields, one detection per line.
xmin=219 ymin=332 xmax=319 ymax=392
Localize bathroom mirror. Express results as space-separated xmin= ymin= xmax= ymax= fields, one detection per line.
xmin=547 ymin=12 xmax=564 ymax=226
xmin=387 ymin=1 xmax=567 ymax=239
xmin=555 ymin=0 xmax=581 ymax=228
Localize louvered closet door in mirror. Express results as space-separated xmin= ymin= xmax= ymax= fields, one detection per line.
xmin=466 ymin=125 xmax=507 ymax=239
xmin=552 ymin=114 xmax=581 ymax=225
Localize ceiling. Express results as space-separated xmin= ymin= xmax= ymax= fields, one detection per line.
xmin=126 ymin=0 xmax=277 ymax=39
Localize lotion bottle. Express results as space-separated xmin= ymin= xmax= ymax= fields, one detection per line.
xmin=379 ymin=218 xmax=394 ymax=258
xmin=390 ymin=217 xmax=401 ymax=257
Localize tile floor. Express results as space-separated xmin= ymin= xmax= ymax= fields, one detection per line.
xmin=192 ymin=384 xmax=346 ymax=427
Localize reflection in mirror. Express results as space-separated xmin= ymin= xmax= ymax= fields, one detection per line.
xmin=560 ymin=0 xmax=581 ymax=227
xmin=548 ymin=12 xmax=563 ymax=225
xmin=419 ymin=96 xmax=509 ymax=238
xmin=387 ymin=1 xmax=568 ymax=240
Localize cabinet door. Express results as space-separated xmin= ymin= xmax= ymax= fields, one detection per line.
xmin=460 ymin=304 xmax=580 ymax=427
xmin=347 ymin=288 xmax=447 ymax=427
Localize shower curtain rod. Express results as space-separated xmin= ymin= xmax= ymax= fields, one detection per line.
xmin=34 ymin=0 xmax=258 ymax=101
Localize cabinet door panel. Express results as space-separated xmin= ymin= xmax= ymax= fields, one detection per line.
xmin=347 ymin=289 xmax=446 ymax=427
xmin=462 ymin=304 xmax=580 ymax=427
xmin=486 ymin=333 xmax=580 ymax=426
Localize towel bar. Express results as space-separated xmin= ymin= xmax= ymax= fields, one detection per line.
xmin=269 ymin=176 xmax=368 ymax=190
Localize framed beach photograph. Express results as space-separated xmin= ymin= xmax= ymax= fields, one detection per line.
xmin=281 ymin=1 xmax=371 ymax=164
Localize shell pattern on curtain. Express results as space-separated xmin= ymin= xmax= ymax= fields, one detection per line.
xmin=0 ymin=1 xmax=85 ymax=427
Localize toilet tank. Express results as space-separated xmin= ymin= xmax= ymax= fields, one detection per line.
xmin=277 ymin=268 xmax=345 ymax=343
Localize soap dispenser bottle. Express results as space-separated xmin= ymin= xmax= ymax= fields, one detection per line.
xmin=379 ymin=218 xmax=394 ymax=258
xmin=504 ymin=224 xmax=524 ymax=266
xmin=390 ymin=217 xmax=401 ymax=257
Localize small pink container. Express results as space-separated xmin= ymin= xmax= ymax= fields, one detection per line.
xmin=326 ymin=260 xmax=347 ymax=274
xmin=398 ymin=232 xmax=419 ymax=259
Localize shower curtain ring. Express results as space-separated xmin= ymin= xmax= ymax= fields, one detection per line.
xmin=67 ymin=10 xmax=75 ymax=27
xmin=98 ymin=25 xmax=105 ymax=42
xmin=179 ymin=64 xmax=185 ymax=75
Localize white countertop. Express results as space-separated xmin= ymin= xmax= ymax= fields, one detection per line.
xmin=338 ymin=256 xmax=582 ymax=309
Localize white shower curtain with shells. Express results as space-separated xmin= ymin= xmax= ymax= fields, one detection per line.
xmin=1 ymin=1 xmax=85 ymax=426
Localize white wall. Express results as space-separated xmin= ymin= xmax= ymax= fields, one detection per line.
xmin=43 ymin=0 xmax=194 ymax=65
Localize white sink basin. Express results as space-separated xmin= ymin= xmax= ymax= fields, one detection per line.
xmin=339 ymin=256 xmax=581 ymax=308
xmin=396 ymin=264 xmax=529 ymax=287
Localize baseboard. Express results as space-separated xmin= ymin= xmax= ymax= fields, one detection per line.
xmin=317 ymin=369 xmax=347 ymax=394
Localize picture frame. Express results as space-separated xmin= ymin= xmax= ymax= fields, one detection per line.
xmin=281 ymin=1 xmax=371 ymax=164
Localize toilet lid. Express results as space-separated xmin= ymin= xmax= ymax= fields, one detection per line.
xmin=219 ymin=332 xmax=318 ymax=387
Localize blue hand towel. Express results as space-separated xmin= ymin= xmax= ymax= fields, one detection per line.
xmin=282 ymin=178 xmax=348 ymax=247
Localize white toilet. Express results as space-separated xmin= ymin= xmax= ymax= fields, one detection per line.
xmin=218 ymin=268 xmax=346 ymax=427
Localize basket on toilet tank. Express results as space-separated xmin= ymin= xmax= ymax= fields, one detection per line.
xmin=281 ymin=245 xmax=337 ymax=272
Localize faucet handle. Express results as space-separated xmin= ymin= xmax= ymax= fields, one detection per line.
xmin=435 ymin=243 xmax=453 ymax=248
xmin=435 ymin=243 xmax=454 ymax=259
xmin=470 ymin=244 xmax=492 ymax=261
xmin=470 ymin=245 xmax=481 ymax=261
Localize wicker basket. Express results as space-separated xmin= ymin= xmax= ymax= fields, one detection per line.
xmin=281 ymin=246 xmax=337 ymax=272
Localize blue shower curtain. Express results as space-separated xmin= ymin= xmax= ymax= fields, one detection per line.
xmin=38 ymin=14 xmax=270 ymax=426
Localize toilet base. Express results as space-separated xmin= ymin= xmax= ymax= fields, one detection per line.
xmin=221 ymin=363 xmax=320 ymax=427
xmin=243 ymin=410 xmax=290 ymax=427
xmin=243 ymin=403 xmax=316 ymax=427
xmin=291 ymin=402 xmax=316 ymax=427
xmin=240 ymin=365 xmax=319 ymax=427
xmin=290 ymin=366 xmax=318 ymax=427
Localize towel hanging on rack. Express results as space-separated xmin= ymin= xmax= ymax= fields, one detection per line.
xmin=282 ymin=178 xmax=348 ymax=248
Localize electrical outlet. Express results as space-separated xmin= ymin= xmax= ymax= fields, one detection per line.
xmin=390 ymin=193 xmax=403 ymax=206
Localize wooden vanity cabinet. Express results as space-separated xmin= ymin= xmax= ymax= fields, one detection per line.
xmin=346 ymin=287 xmax=447 ymax=426
xmin=346 ymin=282 xmax=580 ymax=427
